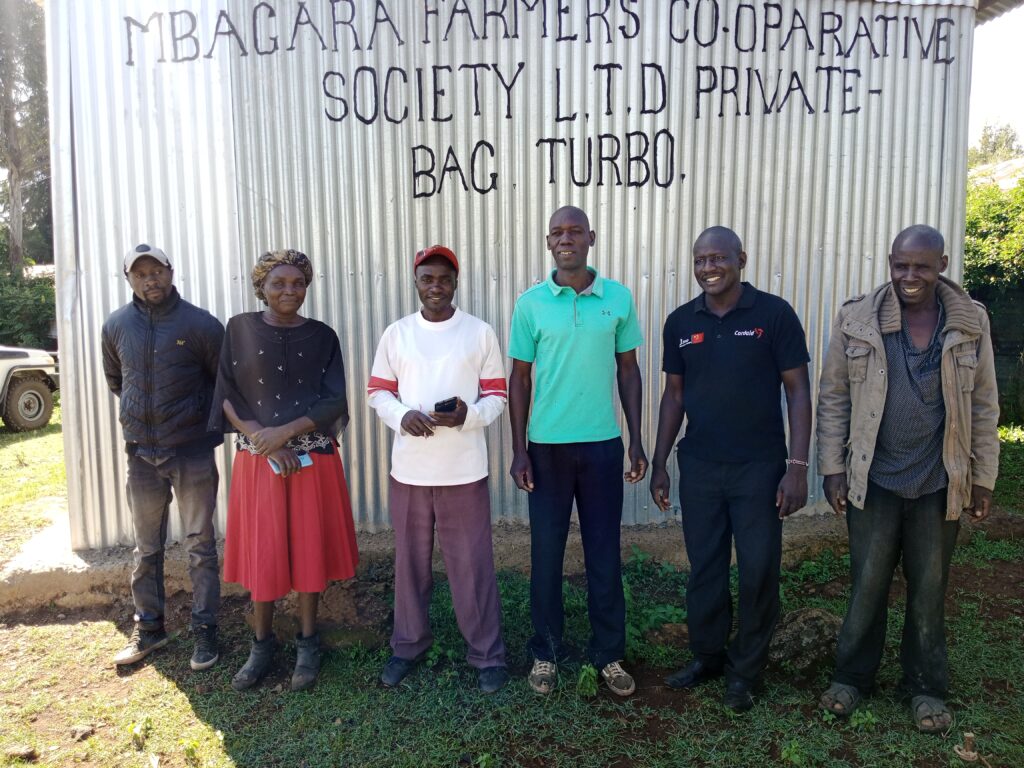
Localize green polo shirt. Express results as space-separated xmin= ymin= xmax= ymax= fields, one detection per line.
xmin=509 ymin=267 xmax=643 ymax=444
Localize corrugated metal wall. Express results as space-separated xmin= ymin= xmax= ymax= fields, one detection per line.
xmin=49 ymin=0 xmax=977 ymax=549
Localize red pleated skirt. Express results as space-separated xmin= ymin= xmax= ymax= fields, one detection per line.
xmin=224 ymin=449 xmax=359 ymax=602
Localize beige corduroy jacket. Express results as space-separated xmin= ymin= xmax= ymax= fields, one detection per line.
xmin=816 ymin=277 xmax=1000 ymax=520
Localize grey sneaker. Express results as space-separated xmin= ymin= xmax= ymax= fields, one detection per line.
xmin=190 ymin=624 xmax=219 ymax=671
xmin=113 ymin=625 xmax=169 ymax=666
xmin=528 ymin=659 xmax=557 ymax=694
xmin=600 ymin=661 xmax=636 ymax=697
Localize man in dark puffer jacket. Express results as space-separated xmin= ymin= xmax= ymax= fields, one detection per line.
xmin=102 ymin=243 xmax=225 ymax=671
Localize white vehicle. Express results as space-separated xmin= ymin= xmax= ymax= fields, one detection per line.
xmin=0 ymin=345 xmax=59 ymax=432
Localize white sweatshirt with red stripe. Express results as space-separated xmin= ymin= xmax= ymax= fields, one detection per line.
xmin=367 ymin=308 xmax=507 ymax=486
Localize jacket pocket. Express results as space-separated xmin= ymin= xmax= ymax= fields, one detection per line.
xmin=956 ymin=352 xmax=977 ymax=392
xmin=845 ymin=345 xmax=870 ymax=383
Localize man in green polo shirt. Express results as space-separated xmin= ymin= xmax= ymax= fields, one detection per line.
xmin=508 ymin=205 xmax=648 ymax=697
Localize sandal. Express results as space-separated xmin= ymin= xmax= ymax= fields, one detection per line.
xmin=911 ymin=695 xmax=952 ymax=734
xmin=819 ymin=682 xmax=862 ymax=717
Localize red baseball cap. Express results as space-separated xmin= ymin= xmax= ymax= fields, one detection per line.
xmin=414 ymin=245 xmax=459 ymax=274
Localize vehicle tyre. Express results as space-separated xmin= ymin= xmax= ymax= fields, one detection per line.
xmin=2 ymin=377 xmax=54 ymax=432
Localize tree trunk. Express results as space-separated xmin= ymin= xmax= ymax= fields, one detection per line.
xmin=7 ymin=163 xmax=24 ymax=274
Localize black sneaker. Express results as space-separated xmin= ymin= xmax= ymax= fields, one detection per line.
xmin=190 ymin=624 xmax=219 ymax=671
xmin=478 ymin=666 xmax=510 ymax=694
xmin=380 ymin=655 xmax=421 ymax=687
xmin=113 ymin=625 xmax=169 ymax=666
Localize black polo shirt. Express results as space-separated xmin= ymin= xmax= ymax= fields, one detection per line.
xmin=661 ymin=282 xmax=809 ymax=463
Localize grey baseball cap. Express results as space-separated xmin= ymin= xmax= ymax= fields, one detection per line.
xmin=124 ymin=243 xmax=171 ymax=273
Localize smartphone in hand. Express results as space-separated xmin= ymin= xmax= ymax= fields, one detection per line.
xmin=268 ymin=451 xmax=314 ymax=475
xmin=434 ymin=397 xmax=458 ymax=413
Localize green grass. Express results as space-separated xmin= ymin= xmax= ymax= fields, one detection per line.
xmin=1 ymin=545 xmax=1022 ymax=768
xmin=0 ymin=404 xmax=65 ymax=565
xmin=0 ymin=422 xmax=1021 ymax=766
xmin=996 ymin=425 xmax=1024 ymax=510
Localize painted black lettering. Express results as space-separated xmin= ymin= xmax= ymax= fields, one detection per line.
xmin=555 ymin=68 xmax=578 ymax=122
xmin=653 ymin=129 xmax=676 ymax=188
xmin=625 ymin=131 xmax=650 ymax=187
xmin=536 ymin=137 xmax=566 ymax=183
xmin=819 ymin=11 xmax=843 ymax=57
xmin=329 ymin=0 xmax=361 ymax=51
xmin=369 ymin=0 xmax=404 ymax=50
xmin=594 ymin=63 xmax=622 ymax=117
xmin=641 ymin=63 xmax=666 ymax=115
xmin=353 ymin=66 xmax=379 ymax=124
xmin=124 ymin=13 xmax=166 ymax=66
xmin=432 ymin=65 xmax=453 ymax=122
xmin=253 ymin=2 xmax=279 ymax=55
xmin=438 ymin=147 xmax=470 ymax=193
xmin=205 ymin=10 xmax=248 ymax=59
xmin=384 ymin=67 xmax=408 ymax=122
xmin=556 ymin=0 xmax=578 ymax=41
xmin=412 ymin=145 xmax=437 ymax=197
xmin=762 ymin=3 xmax=782 ymax=53
xmin=460 ymin=64 xmax=490 ymax=117
xmin=492 ymin=61 xmax=526 ymax=119
xmin=586 ymin=0 xmax=612 ymax=44
xmin=483 ymin=0 xmax=512 ymax=39
xmin=445 ymin=0 xmax=481 ymax=41
xmin=170 ymin=10 xmax=200 ymax=62
xmin=471 ymin=141 xmax=499 ymax=193
xmin=618 ymin=0 xmax=640 ymax=38
xmin=288 ymin=3 xmax=328 ymax=52
xmin=322 ymin=71 xmax=349 ymax=121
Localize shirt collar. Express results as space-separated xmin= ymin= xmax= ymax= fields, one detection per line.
xmin=694 ymin=281 xmax=755 ymax=314
xmin=546 ymin=266 xmax=604 ymax=297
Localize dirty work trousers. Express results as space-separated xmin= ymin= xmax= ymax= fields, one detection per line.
xmin=832 ymin=481 xmax=958 ymax=698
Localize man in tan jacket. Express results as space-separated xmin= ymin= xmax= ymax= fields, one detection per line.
xmin=816 ymin=225 xmax=999 ymax=733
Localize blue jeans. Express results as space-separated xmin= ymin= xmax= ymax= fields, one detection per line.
xmin=527 ymin=438 xmax=626 ymax=668
xmin=678 ymin=452 xmax=786 ymax=685
xmin=126 ymin=451 xmax=221 ymax=630
xmin=833 ymin=481 xmax=958 ymax=698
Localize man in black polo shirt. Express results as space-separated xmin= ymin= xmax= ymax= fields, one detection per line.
xmin=649 ymin=226 xmax=812 ymax=712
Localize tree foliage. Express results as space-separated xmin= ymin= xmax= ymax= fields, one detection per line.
xmin=0 ymin=271 xmax=55 ymax=348
xmin=967 ymin=124 xmax=1024 ymax=169
xmin=0 ymin=0 xmax=50 ymax=274
xmin=963 ymin=178 xmax=1024 ymax=295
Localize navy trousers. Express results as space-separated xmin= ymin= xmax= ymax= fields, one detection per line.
xmin=677 ymin=452 xmax=786 ymax=685
xmin=527 ymin=438 xmax=626 ymax=668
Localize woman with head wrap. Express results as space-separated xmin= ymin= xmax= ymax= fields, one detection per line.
xmin=210 ymin=249 xmax=359 ymax=691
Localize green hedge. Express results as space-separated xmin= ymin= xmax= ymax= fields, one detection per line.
xmin=0 ymin=273 xmax=56 ymax=349
xmin=964 ymin=178 xmax=1024 ymax=296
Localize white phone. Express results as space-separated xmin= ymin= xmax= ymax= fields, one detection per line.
xmin=268 ymin=452 xmax=314 ymax=474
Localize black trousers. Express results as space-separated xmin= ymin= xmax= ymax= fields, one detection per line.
xmin=678 ymin=452 xmax=785 ymax=685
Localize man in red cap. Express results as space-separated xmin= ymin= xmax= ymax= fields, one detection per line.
xmin=368 ymin=245 xmax=509 ymax=693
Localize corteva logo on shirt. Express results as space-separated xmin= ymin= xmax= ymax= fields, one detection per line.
xmin=679 ymin=332 xmax=705 ymax=348
xmin=735 ymin=328 xmax=765 ymax=339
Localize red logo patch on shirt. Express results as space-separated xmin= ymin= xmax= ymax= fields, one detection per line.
xmin=691 ymin=333 xmax=705 ymax=344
